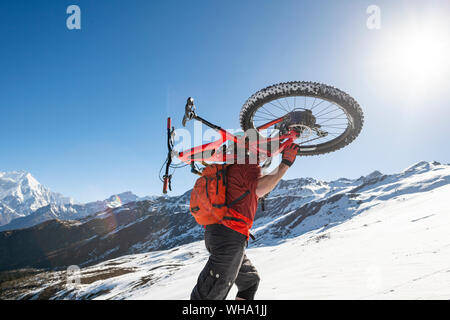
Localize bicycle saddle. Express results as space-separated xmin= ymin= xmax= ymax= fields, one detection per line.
xmin=182 ymin=97 xmax=196 ymax=127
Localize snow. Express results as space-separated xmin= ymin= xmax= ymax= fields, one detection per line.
xmin=48 ymin=175 xmax=450 ymax=300
xmin=249 ymin=186 xmax=450 ymax=299
xmin=2 ymin=161 xmax=450 ymax=299
xmin=0 ymin=174 xmax=141 ymax=229
xmin=0 ymin=171 xmax=73 ymax=225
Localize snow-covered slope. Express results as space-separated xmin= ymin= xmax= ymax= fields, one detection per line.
xmin=0 ymin=191 xmax=200 ymax=270
xmin=1 ymin=161 xmax=449 ymax=299
xmin=0 ymin=202 xmax=21 ymax=226
xmin=251 ymin=160 xmax=450 ymax=245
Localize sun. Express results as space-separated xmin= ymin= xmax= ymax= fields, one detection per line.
xmin=368 ymin=16 xmax=450 ymax=101
xmin=388 ymin=24 xmax=448 ymax=86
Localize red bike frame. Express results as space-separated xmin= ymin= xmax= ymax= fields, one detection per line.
xmin=163 ymin=115 xmax=298 ymax=193
xmin=174 ymin=115 xmax=298 ymax=163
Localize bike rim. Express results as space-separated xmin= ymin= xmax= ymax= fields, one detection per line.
xmin=251 ymin=95 xmax=351 ymax=148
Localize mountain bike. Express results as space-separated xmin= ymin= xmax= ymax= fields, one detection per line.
xmin=161 ymin=81 xmax=364 ymax=193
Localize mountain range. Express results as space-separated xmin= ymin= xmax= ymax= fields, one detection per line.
xmin=0 ymin=171 xmax=144 ymax=231
xmin=0 ymin=160 xmax=449 ymax=299
xmin=0 ymin=171 xmax=72 ymax=225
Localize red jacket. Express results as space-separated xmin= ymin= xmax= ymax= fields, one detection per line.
xmin=222 ymin=164 xmax=261 ymax=238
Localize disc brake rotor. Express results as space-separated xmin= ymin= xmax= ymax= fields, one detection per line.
xmin=275 ymin=109 xmax=319 ymax=140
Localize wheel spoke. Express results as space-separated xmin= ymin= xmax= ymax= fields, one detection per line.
xmin=320 ymin=125 xmax=347 ymax=129
xmin=256 ymin=109 xmax=278 ymax=119
xmin=310 ymin=99 xmax=326 ymax=110
xmin=318 ymin=114 xmax=348 ymax=125
xmin=260 ymin=105 xmax=279 ymax=119
xmin=316 ymin=117 xmax=347 ymax=120
xmin=253 ymin=115 xmax=274 ymax=121
xmin=314 ymin=102 xmax=336 ymax=116
xmin=310 ymin=97 xmax=317 ymax=109
xmin=284 ymin=98 xmax=291 ymax=111
xmin=268 ymin=101 xmax=290 ymax=114
xmin=254 ymin=116 xmax=272 ymax=121
xmin=315 ymin=107 xmax=342 ymax=118
xmin=276 ymin=99 xmax=290 ymax=113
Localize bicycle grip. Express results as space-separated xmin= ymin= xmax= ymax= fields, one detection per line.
xmin=163 ymin=177 xmax=168 ymax=194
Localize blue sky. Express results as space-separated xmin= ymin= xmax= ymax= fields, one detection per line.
xmin=1 ymin=0 xmax=449 ymax=202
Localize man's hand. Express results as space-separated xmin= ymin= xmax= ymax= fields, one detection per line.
xmin=255 ymin=143 xmax=300 ymax=198
xmin=281 ymin=143 xmax=300 ymax=167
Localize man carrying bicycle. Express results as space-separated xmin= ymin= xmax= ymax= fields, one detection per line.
xmin=190 ymin=142 xmax=300 ymax=300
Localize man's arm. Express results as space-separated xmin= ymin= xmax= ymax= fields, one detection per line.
xmin=255 ymin=143 xmax=300 ymax=198
xmin=255 ymin=163 xmax=289 ymax=198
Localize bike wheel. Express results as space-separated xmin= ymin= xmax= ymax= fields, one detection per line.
xmin=239 ymin=81 xmax=364 ymax=156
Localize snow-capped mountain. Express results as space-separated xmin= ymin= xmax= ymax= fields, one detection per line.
xmin=0 ymin=191 xmax=141 ymax=232
xmin=0 ymin=171 xmax=144 ymax=230
xmin=0 ymin=161 xmax=449 ymax=299
xmin=0 ymin=202 xmax=19 ymax=226
xmin=0 ymin=171 xmax=72 ymax=225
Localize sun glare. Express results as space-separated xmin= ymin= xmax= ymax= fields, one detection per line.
xmin=368 ymin=16 xmax=450 ymax=101
xmin=390 ymin=25 xmax=447 ymax=84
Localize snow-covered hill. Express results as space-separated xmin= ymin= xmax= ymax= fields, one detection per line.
xmin=0 ymin=190 xmax=200 ymax=270
xmin=0 ymin=161 xmax=449 ymax=299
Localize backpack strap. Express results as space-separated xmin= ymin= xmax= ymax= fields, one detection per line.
xmin=227 ymin=190 xmax=250 ymax=208
xmin=210 ymin=164 xmax=229 ymax=208
xmin=222 ymin=216 xmax=247 ymax=223
xmin=222 ymin=190 xmax=250 ymax=225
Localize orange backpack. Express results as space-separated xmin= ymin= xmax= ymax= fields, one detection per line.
xmin=189 ymin=164 xmax=230 ymax=225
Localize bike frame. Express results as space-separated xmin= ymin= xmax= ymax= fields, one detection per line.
xmin=163 ymin=114 xmax=298 ymax=193
xmin=177 ymin=117 xmax=298 ymax=163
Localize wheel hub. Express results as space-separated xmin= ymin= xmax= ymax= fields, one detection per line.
xmin=275 ymin=109 xmax=317 ymax=133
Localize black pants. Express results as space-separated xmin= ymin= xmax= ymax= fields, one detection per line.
xmin=190 ymin=224 xmax=260 ymax=300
